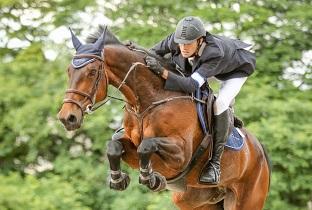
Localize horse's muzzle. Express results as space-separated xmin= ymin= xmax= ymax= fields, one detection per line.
xmin=57 ymin=105 xmax=83 ymax=131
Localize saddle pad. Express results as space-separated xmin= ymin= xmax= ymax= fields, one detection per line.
xmin=225 ymin=127 xmax=245 ymax=150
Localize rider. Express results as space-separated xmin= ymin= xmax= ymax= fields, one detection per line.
xmin=145 ymin=16 xmax=256 ymax=184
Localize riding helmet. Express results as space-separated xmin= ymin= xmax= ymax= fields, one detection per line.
xmin=174 ymin=16 xmax=206 ymax=44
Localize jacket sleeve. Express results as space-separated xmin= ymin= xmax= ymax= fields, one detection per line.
xmin=150 ymin=33 xmax=174 ymax=57
xmin=195 ymin=56 xmax=223 ymax=78
xmin=164 ymin=72 xmax=200 ymax=94
xmin=164 ymin=56 xmax=224 ymax=94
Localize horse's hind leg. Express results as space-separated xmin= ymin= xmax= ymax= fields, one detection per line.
xmin=176 ymin=204 xmax=222 ymax=210
xmin=194 ymin=204 xmax=223 ymax=210
xmin=173 ymin=187 xmax=225 ymax=210
xmin=224 ymin=165 xmax=270 ymax=210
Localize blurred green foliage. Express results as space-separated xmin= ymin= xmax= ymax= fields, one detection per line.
xmin=0 ymin=0 xmax=311 ymax=209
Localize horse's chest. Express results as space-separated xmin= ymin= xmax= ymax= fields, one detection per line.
xmin=128 ymin=122 xmax=155 ymax=147
xmin=124 ymin=112 xmax=157 ymax=146
xmin=129 ymin=129 xmax=141 ymax=147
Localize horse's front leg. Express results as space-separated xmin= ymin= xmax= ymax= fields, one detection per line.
xmin=137 ymin=137 xmax=185 ymax=192
xmin=106 ymin=128 xmax=141 ymax=191
xmin=137 ymin=138 xmax=167 ymax=192
xmin=106 ymin=138 xmax=130 ymax=191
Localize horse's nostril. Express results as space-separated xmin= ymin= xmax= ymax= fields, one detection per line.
xmin=67 ymin=114 xmax=77 ymax=124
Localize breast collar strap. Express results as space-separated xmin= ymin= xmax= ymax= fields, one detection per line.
xmin=197 ymin=42 xmax=206 ymax=56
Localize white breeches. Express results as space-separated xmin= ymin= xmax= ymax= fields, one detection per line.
xmin=214 ymin=77 xmax=248 ymax=115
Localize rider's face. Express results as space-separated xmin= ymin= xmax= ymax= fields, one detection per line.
xmin=179 ymin=39 xmax=200 ymax=58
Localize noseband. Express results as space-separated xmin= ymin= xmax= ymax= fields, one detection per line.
xmin=63 ymin=54 xmax=108 ymax=115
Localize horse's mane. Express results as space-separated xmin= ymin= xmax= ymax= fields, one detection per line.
xmin=86 ymin=25 xmax=122 ymax=45
xmin=86 ymin=25 xmax=175 ymax=71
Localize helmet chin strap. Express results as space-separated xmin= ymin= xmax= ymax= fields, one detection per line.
xmin=189 ymin=38 xmax=204 ymax=58
xmin=195 ymin=38 xmax=204 ymax=56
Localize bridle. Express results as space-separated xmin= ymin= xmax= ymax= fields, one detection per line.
xmin=61 ymin=49 xmax=144 ymax=117
xmin=62 ymin=54 xmax=109 ymax=115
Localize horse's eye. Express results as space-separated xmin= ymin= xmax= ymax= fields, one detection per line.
xmin=88 ymin=69 xmax=97 ymax=77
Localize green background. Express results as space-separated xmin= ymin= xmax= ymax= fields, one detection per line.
xmin=0 ymin=0 xmax=311 ymax=209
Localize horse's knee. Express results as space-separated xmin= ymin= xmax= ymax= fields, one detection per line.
xmin=106 ymin=140 xmax=123 ymax=158
xmin=137 ymin=139 xmax=158 ymax=156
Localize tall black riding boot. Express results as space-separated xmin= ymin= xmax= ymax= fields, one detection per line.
xmin=199 ymin=109 xmax=233 ymax=184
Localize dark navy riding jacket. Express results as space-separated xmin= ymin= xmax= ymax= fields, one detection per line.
xmin=150 ymin=32 xmax=256 ymax=93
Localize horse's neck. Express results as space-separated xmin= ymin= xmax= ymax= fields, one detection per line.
xmin=105 ymin=46 xmax=179 ymax=112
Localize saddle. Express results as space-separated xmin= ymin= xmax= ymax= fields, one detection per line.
xmin=196 ymin=84 xmax=245 ymax=152
xmin=194 ymin=85 xmax=215 ymax=163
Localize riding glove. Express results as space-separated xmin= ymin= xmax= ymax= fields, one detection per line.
xmin=145 ymin=56 xmax=164 ymax=76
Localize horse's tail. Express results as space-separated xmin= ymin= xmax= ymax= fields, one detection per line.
xmin=260 ymin=143 xmax=272 ymax=191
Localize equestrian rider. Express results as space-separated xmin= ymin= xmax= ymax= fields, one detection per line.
xmin=145 ymin=16 xmax=256 ymax=184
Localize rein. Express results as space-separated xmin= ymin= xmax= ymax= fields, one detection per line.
xmin=120 ymin=48 xmax=206 ymax=143
xmin=89 ymin=62 xmax=146 ymax=112
xmin=63 ymin=48 xmax=206 ymax=120
xmin=63 ymin=48 xmax=206 ymax=125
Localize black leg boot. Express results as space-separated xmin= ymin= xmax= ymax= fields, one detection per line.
xmin=199 ymin=109 xmax=233 ymax=184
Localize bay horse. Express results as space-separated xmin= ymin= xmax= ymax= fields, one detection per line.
xmin=58 ymin=26 xmax=271 ymax=210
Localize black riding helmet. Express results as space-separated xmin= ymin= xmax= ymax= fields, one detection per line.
xmin=174 ymin=16 xmax=206 ymax=44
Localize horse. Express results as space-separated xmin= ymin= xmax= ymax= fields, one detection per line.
xmin=58 ymin=26 xmax=271 ymax=210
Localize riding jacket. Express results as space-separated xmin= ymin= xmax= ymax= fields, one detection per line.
xmin=150 ymin=32 xmax=256 ymax=93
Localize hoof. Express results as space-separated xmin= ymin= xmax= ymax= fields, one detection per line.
xmin=139 ymin=172 xmax=166 ymax=192
xmin=109 ymin=172 xmax=130 ymax=191
xmin=151 ymin=172 xmax=167 ymax=192
xmin=139 ymin=173 xmax=156 ymax=187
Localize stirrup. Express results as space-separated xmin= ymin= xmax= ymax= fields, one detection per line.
xmin=199 ymin=162 xmax=220 ymax=184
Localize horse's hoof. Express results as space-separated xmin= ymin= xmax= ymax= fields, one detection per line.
xmin=139 ymin=173 xmax=156 ymax=188
xmin=108 ymin=172 xmax=130 ymax=191
xmin=139 ymin=172 xmax=166 ymax=192
xmin=151 ymin=172 xmax=167 ymax=192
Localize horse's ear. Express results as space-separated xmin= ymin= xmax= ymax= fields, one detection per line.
xmin=69 ymin=27 xmax=82 ymax=51
xmin=94 ymin=26 xmax=107 ymax=51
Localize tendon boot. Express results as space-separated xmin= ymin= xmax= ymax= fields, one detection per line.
xmin=199 ymin=109 xmax=233 ymax=184
xmin=112 ymin=127 xmax=125 ymax=140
